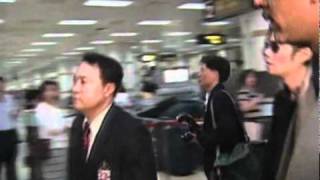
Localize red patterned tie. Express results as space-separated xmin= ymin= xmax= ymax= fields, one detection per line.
xmin=83 ymin=121 xmax=91 ymax=156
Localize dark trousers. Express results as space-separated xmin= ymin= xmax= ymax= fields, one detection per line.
xmin=0 ymin=129 xmax=18 ymax=180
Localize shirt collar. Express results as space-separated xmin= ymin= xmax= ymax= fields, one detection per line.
xmin=83 ymin=104 xmax=112 ymax=130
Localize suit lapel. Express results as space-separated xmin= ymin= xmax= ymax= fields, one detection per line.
xmin=87 ymin=104 xmax=118 ymax=165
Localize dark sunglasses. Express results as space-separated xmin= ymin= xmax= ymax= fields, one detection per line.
xmin=264 ymin=40 xmax=308 ymax=54
xmin=264 ymin=41 xmax=280 ymax=53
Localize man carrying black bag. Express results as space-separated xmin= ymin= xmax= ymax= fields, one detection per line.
xmin=179 ymin=55 xmax=260 ymax=180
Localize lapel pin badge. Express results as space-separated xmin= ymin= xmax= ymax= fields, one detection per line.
xmin=98 ymin=161 xmax=111 ymax=180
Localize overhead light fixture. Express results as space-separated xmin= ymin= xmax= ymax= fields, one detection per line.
xmin=185 ymin=39 xmax=197 ymax=43
xmin=21 ymin=48 xmax=46 ymax=52
xmin=141 ymin=40 xmax=163 ymax=44
xmin=7 ymin=61 xmax=23 ymax=64
xmin=10 ymin=58 xmax=27 ymax=61
xmin=177 ymin=3 xmax=205 ymax=10
xmin=15 ymin=54 xmax=38 ymax=57
xmin=55 ymin=56 xmax=68 ymax=60
xmin=42 ymin=33 xmax=75 ymax=38
xmin=74 ymin=47 xmax=96 ymax=51
xmin=203 ymin=21 xmax=231 ymax=26
xmin=165 ymin=32 xmax=192 ymax=36
xmin=83 ymin=0 xmax=133 ymax=7
xmin=62 ymin=52 xmax=82 ymax=56
xmin=31 ymin=42 xmax=58 ymax=46
xmin=90 ymin=40 xmax=114 ymax=45
xmin=0 ymin=19 xmax=4 ymax=24
xmin=58 ymin=20 xmax=98 ymax=25
xmin=137 ymin=20 xmax=172 ymax=26
xmin=0 ymin=0 xmax=16 ymax=3
xmin=110 ymin=32 xmax=138 ymax=37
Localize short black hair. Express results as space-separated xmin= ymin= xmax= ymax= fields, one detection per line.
xmin=0 ymin=76 xmax=5 ymax=83
xmin=38 ymin=80 xmax=59 ymax=101
xmin=82 ymin=52 xmax=123 ymax=96
xmin=239 ymin=69 xmax=258 ymax=85
xmin=200 ymin=55 xmax=231 ymax=83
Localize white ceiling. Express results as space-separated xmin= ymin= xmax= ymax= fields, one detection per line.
xmin=0 ymin=0 xmax=243 ymax=75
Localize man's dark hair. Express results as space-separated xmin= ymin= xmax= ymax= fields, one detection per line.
xmin=82 ymin=52 xmax=123 ymax=96
xmin=200 ymin=55 xmax=231 ymax=83
xmin=38 ymin=80 xmax=59 ymax=101
xmin=0 ymin=76 xmax=5 ymax=83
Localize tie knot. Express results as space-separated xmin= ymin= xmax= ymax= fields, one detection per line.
xmin=84 ymin=121 xmax=90 ymax=131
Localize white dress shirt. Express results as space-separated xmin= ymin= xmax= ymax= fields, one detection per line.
xmin=0 ymin=95 xmax=18 ymax=131
xmin=35 ymin=102 xmax=70 ymax=149
xmin=84 ymin=104 xmax=111 ymax=158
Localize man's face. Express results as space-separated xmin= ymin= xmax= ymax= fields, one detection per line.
xmin=253 ymin=0 xmax=318 ymax=46
xmin=72 ymin=62 xmax=114 ymax=113
xmin=198 ymin=64 xmax=219 ymax=91
xmin=263 ymin=43 xmax=312 ymax=77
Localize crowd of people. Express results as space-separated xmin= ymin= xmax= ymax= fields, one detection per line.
xmin=0 ymin=0 xmax=318 ymax=180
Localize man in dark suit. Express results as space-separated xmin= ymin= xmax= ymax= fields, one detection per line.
xmin=68 ymin=52 xmax=157 ymax=180
xmin=197 ymin=55 xmax=254 ymax=180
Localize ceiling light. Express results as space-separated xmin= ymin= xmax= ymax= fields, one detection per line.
xmin=8 ymin=61 xmax=23 ymax=64
xmin=137 ymin=20 xmax=171 ymax=26
xmin=0 ymin=0 xmax=16 ymax=3
xmin=203 ymin=21 xmax=231 ymax=26
xmin=10 ymin=58 xmax=27 ymax=61
xmin=165 ymin=32 xmax=192 ymax=36
xmin=74 ymin=47 xmax=96 ymax=51
xmin=141 ymin=40 xmax=163 ymax=44
xmin=31 ymin=42 xmax=58 ymax=46
xmin=0 ymin=19 xmax=4 ymax=24
xmin=177 ymin=3 xmax=205 ymax=10
xmin=110 ymin=32 xmax=138 ymax=37
xmin=15 ymin=54 xmax=38 ymax=57
xmin=55 ymin=56 xmax=68 ymax=60
xmin=42 ymin=33 xmax=75 ymax=38
xmin=21 ymin=49 xmax=46 ymax=52
xmin=58 ymin=20 xmax=97 ymax=25
xmin=185 ymin=39 xmax=197 ymax=43
xmin=62 ymin=52 xmax=82 ymax=56
xmin=90 ymin=40 xmax=114 ymax=45
xmin=83 ymin=0 xmax=133 ymax=7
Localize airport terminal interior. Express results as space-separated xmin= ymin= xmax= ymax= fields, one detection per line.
xmin=0 ymin=0 xmax=285 ymax=179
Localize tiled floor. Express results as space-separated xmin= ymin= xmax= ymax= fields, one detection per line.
xmin=1 ymin=143 xmax=206 ymax=180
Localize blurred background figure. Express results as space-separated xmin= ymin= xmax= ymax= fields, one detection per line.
xmin=34 ymin=81 xmax=69 ymax=180
xmin=0 ymin=77 xmax=19 ymax=180
xmin=237 ymin=69 xmax=264 ymax=141
xmin=22 ymin=89 xmax=40 ymax=180
xmin=236 ymin=69 xmax=266 ymax=178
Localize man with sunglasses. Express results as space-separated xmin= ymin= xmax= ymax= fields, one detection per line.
xmin=253 ymin=0 xmax=318 ymax=179
xmin=262 ymin=34 xmax=318 ymax=179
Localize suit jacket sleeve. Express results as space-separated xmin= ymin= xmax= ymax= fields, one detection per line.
xmin=198 ymin=92 xmax=240 ymax=148
xmin=123 ymin=122 xmax=157 ymax=180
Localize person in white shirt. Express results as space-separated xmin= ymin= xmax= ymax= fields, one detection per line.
xmin=35 ymin=80 xmax=69 ymax=180
xmin=0 ymin=77 xmax=19 ymax=180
